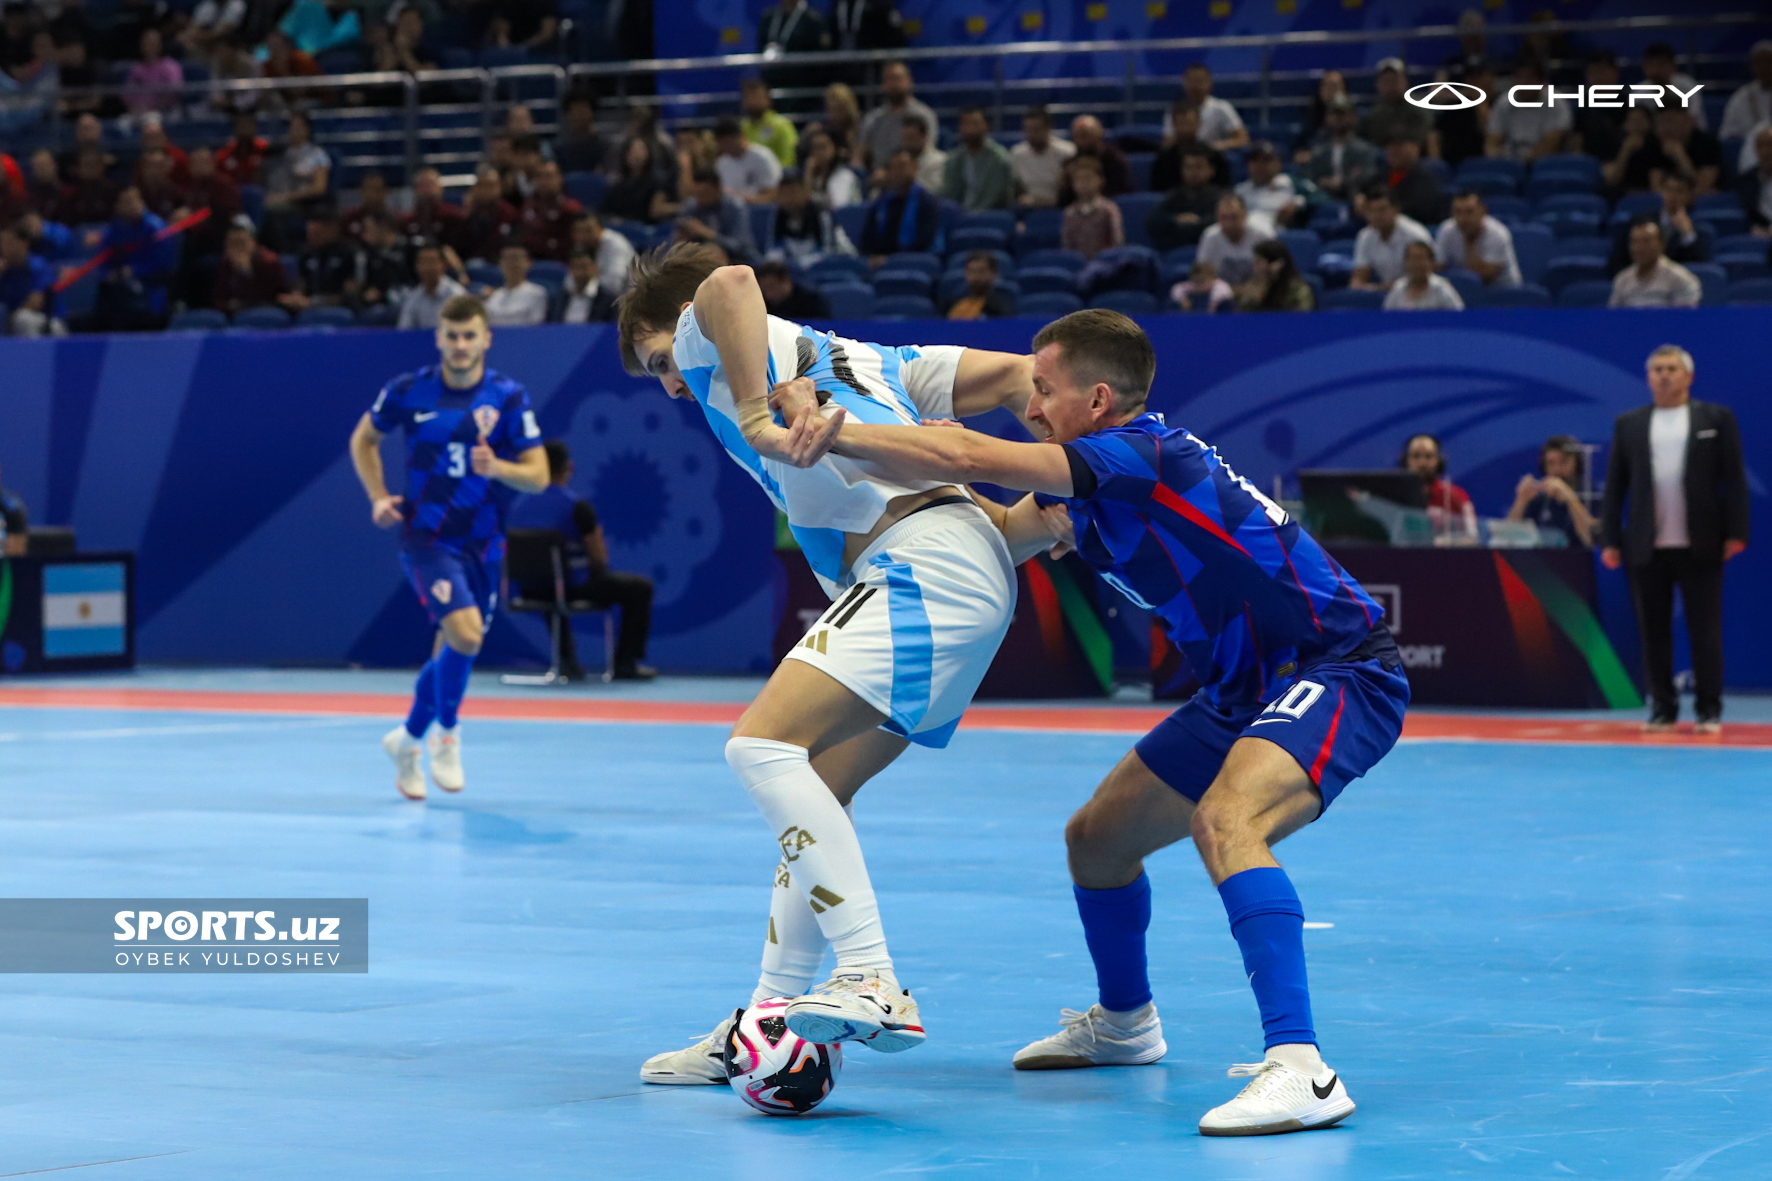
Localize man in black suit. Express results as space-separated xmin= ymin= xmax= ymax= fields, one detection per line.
xmin=1601 ymin=345 xmax=1750 ymax=733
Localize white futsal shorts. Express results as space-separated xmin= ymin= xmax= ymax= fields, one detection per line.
xmin=783 ymin=500 xmax=1016 ymax=749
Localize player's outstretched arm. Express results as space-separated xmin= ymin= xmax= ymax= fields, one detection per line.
xmin=691 ymin=265 xmax=790 ymax=457
xmin=950 ymin=350 xmax=1036 ymax=421
xmin=786 ymin=402 xmax=1074 ymax=497
xmin=349 ymin=413 xmax=404 ymax=529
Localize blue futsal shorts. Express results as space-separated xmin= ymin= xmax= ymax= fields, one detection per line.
xmin=400 ymin=536 xmax=502 ymax=628
xmin=1134 ymin=626 xmax=1410 ymax=813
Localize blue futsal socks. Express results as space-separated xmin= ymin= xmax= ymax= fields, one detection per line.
xmin=404 ymin=660 xmax=438 ymax=739
xmin=435 ymin=646 xmax=475 ymax=729
xmin=1217 ymin=866 xmax=1316 ymax=1050
xmin=1074 ymin=873 xmax=1154 ymax=1014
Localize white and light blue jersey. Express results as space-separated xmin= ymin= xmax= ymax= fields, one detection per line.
xmin=673 ymin=307 xmax=964 ymax=596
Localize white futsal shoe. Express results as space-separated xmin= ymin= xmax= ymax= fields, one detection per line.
xmin=1012 ymin=1002 xmax=1167 ymax=1070
xmin=639 ymin=1009 xmax=739 ymax=1085
xmin=1197 ymin=1056 xmax=1355 ymax=1137
xmin=428 ymin=725 xmax=464 ymax=792
xmin=382 ymin=727 xmax=426 ymax=800
xmin=784 ymin=970 xmax=925 ymax=1052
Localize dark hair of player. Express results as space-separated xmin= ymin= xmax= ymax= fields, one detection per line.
xmin=440 ymin=293 xmax=488 ymax=325
xmin=1030 ymin=308 xmax=1156 ymax=413
xmin=615 ymin=241 xmax=726 ymax=376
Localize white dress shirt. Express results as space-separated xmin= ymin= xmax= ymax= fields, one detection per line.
xmin=1650 ymin=402 xmax=1691 ymax=548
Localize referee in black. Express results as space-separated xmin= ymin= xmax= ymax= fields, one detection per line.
xmin=1601 ymin=344 xmax=1750 ymax=733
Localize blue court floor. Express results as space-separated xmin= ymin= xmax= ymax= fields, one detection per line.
xmin=2 ymin=671 xmax=1771 ymax=1179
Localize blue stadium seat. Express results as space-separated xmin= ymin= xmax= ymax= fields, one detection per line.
xmin=234 ymin=306 xmax=293 ymax=329
xmin=1557 ymin=280 xmax=1614 ymax=307
xmin=1114 ymin=123 xmax=1167 ymax=151
xmin=749 ymin=204 xmax=777 ymax=255
xmin=1714 ymin=233 xmax=1766 ymax=258
xmin=1542 ymin=259 xmax=1610 ymax=293
xmin=1019 ymin=291 xmax=1085 ymax=317
xmin=1420 ymin=156 xmax=1450 ymax=186
xmin=1458 ymin=174 xmax=1519 ymax=198
xmin=1300 ymin=272 xmax=1325 ymax=302
xmin=169 ymin=308 xmax=227 ymax=331
xmin=1694 ymin=191 xmax=1743 ymax=215
xmin=1277 ymin=229 xmax=1321 ymax=273
xmin=1687 ymin=262 xmax=1728 ymax=305
xmin=872 ymin=269 xmax=934 ymax=298
xmin=819 ymin=282 xmax=874 ymax=319
xmin=1718 ymin=253 xmax=1771 ymax=283
xmin=1510 ymin=222 xmax=1554 ymax=285
xmin=239 ymin=185 xmax=265 ymax=227
xmin=1547 ymin=235 xmax=1611 ymax=262
xmin=1471 ymin=283 xmax=1550 ymax=308
xmin=1728 ymin=277 xmax=1772 ymax=304
xmin=357 ymin=304 xmax=399 ymax=327
xmin=1088 ymin=289 xmax=1158 ymax=314
xmin=1114 ymin=194 xmax=1164 ymax=248
xmin=466 ymin=263 xmax=502 ymax=289
xmin=1613 ymin=192 xmax=1663 ymax=220
xmin=955 ymin=210 xmax=1014 ymax=235
xmin=873 ymin=294 xmax=938 ymax=318
xmin=809 ymin=255 xmax=869 ymax=286
xmin=1695 ymin=208 xmax=1748 ymax=239
xmin=528 ymin=260 xmax=568 ymax=295
xmin=1162 ymin=246 xmax=1198 ymax=271
xmin=564 ymin=171 xmax=607 ymax=210
xmin=1535 ymin=210 xmax=1604 ymax=239
xmin=832 ymin=205 xmax=868 ymax=248
xmin=1019 ymin=248 xmax=1085 ymax=273
xmin=478 ymin=46 xmax=531 ymax=68
xmin=1319 ymin=288 xmax=1384 ymax=311
xmin=937 ymin=273 xmax=1019 ymax=307
xmin=1457 ymin=157 xmax=1523 ymax=185
xmin=1014 ymin=207 xmax=1064 ymax=252
xmin=1483 ymin=195 xmax=1532 ymax=225
xmin=1532 ymin=154 xmax=1601 ymax=184
xmin=1442 ymin=269 xmax=1483 ymax=303
xmin=945 ymin=249 xmax=1014 ymax=277
xmin=1125 ymin=152 xmax=1154 ymax=193
xmin=1017 ymin=267 xmax=1080 ymax=295
xmin=880 ymin=252 xmax=941 ymax=278
xmin=1524 ymin=173 xmax=1598 ymax=200
xmin=1536 ymin=192 xmax=1607 ymax=220
xmin=298 ymin=306 xmax=356 ymax=328
xmin=947 ymin=226 xmax=1009 ymax=255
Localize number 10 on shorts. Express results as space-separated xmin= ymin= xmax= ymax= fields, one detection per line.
xmin=1262 ymin=680 xmax=1325 ymax=720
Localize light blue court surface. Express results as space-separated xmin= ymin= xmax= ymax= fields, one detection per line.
xmin=4 ymin=673 xmax=1772 ymax=1179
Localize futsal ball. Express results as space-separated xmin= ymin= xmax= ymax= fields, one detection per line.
xmin=723 ymin=998 xmax=842 ymax=1115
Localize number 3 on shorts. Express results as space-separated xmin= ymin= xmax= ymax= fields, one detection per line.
xmin=1263 ymin=680 xmax=1326 ymax=720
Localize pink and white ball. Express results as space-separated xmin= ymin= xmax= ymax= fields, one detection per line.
xmin=723 ymin=998 xmax=843 ymax=1115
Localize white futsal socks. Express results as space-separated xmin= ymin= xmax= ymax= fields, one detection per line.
xmin=727 ymin=738 xmax=894 ymax=978
xmin=752 ymin=802 xmax=853 ymax=1005
xmin=1266 ymin=1042 xmax=1326 ymax=1076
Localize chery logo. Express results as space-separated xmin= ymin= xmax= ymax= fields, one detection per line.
xmin=1407 ymin=79 xmax=1704 ymax=111
xmin=1404 ymin=82 xmax=1485 ymax=110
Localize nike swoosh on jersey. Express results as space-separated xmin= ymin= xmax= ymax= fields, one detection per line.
xmin=1249 ymin=717 xmax=1292 ymax=726
xmin=413 ymin=411 xmax=439 ymax=422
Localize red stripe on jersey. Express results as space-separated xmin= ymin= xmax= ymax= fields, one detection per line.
xmin=1307 ymin=688 xmax=1347 ymax=786
xmin=1149 ymin=482 xmax=1251 ymax=558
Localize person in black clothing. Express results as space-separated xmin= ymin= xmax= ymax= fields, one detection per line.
xmin=757 ymin=0 xmax=827 ymax=98
xmin=1434 ymin=63 xmax=1494 ymax=170
xmin=756 ymin=258 xmax=832 ymax=320
xmin=1506 ymin=435 xmax=1596 ymax=547
xmin=1382 ymin=135 xmax=1448 ymax=226
xmin=829 ymin=0 xmax=905 ymax=52
xmin=510 ymin=441 xmax=657 ymax=681
xmin=602 ymin=135 xmax=671 ymax=224
xmin=859 ymin=148 xmax=940 ymax=263
xmin=1147 ymin=149 xmax=1223 ymax=252
xmin=1571 ymin=50 xmax=1626 ymax=161
xmin=1606 ymin=177 xmax=1710 ymax=274
xmin=292 ymin=209 xmax=363 ymax=309
xmin=554 ymin=93 xmax=606 ymax=175
xmin=1601 ymin=345 xmax=1750 ymax=732
xmin=772 ymin=169 xmax=845 ymax=263
xmin=1150 ymin=101 xmax=1231 ymax=192
xmin=0 ymin=462 xmax=27 ymax=556
xmin=357 ymin=214 xmax=412 ymax=311
xmin=944 ymin=250 xmax=1014 ymax=320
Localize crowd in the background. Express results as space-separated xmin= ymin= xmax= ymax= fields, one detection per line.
xmin=1 ymin=4 xmax=1770 ymax=333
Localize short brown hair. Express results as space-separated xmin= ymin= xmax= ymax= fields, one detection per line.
xmin=1030 ymin=309 xmax=1155 ymax=412
xmin=616 ymin=241 xmax=726 ymax=376
xmin=440 ymin=293 xmax=487 ymax=324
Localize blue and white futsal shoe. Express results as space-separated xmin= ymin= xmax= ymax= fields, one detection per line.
xmin=1198 ymin=1058 xmax=1355 ymax=1136
xmin=784 ymin=970 xmax=925 ymax=1052
xmin=1012 ymin=1002 xmax=1167 ymax=1070
xmin=382 ymin=727 xmax=426 ymax=800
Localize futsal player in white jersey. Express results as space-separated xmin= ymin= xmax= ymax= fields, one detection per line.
xmin=616 ymin=243 xmax=1064 ymax=1082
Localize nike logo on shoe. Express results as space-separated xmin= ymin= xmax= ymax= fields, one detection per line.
xmin=1312 ymin=1073 xmax=1339 ymax=1099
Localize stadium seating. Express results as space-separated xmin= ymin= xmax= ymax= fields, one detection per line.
xmin=234 ymin=306 xmax=294 ymax=329
xmin=1695 ymin=208 xmax=1748 ymax=238
xmin=831 ymin=206 xmax=868 ymax=249
xmin=356 ymin=304 xmax=399 ymax=327
xmin=1728 ymin=278 xmax=1772 ymax=304
xmin=298 ymin=306 xmax=357 ymax=328
xmin=1557 ymin=280 xmax=1615 ymax=307
xmin=1277 ymin=230 xmax=1321 ymax=274
xmin=1088 ymin=290 xmax=1158 ymax=314
xmin=948 ymin=226 xmax=1009 ymax=255
xmin=1114 ymin=194 xmax=1164 ymax=248
xmin=564 ymin=171 xmax=607 ymax=210
xmin=873 ymin=294 xmax=939 ymax=318
xmin=170 ymin=309 xmax=228 ymax=331
xmin=809 ymin=256 xmax=870 ymax=286
xmin=749 ymin=205 xmax=776 ymax=255
xmin=1442 ymin=269 xmax=1483 ymax=304
xmin=872 ymin=270 xmax=935 ymax=298
xmin=1471 ymin=283 xmax=1551 ymax=309
xmin=955 ymin=210 xmax=1015 ymax=236
xmin=1548 ymin=235 xmax=1612 ymax=264
xmin=528 ymin=260 xmax=568 ymax=294
xmin=1019 ymin=291 xmax=1084 ymax=316
xmin=1484 ymin=196 xmax=1532 ymax=225
xmin=1017 ymin=267 xmax=1081 ymax=295
xmin=1319 ymin=288 xmax=1385 ymax=311
xmin=1687 ymin=262 xmax=1729 ymax=305
xmin=1019 ymin=248 xmax=1085 ymax=273
xmin=1542 ymin=259 xmax=1611 ymax=293
xmin=819 ymin=283 xmax=875 ymax=319
xmin=1014 ymin=208 xmax=1064 ymax=253
xmin=1511 ymin=223 xmax=1554 ymax=285
xmin=1719 ymin=253 xmax=1772 ymax=282
xmin=466 ymin=262 xmax=502 ymax=289
xmin=1714 ymin=234 xmax=1767 ymax=259
xmin=881 ymin=252 xmax=942 ymax=278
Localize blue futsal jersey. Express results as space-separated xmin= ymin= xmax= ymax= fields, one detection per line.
xmin=1047 ymin=413 xmax=1383 ymax=709
xmin=368 ymin=366 xmax=542 ymax=555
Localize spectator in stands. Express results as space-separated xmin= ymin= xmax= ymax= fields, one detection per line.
xmin=58 ymin=113 xmax=113 ymax=181
xmin=66 ymin=148 xmax=119 ymax=226
xmin=1152 ymin=101 xmax=1231 ymax=191
xmin=1380 ymin=134 xmax=1448 ymax=225
xmin=1361 ymin=58 xmax=1434 ymax=154
xmin=1401 ymin=433 xmax=1478 ymax=537
xmin=136 ymin=148 xmax=185 ymax=221
xmin=518 ymin=161 xmax=583 ymax=262
xmin=14 ymin=210 xmax=72 ymax=264
xmin=1012 ymin=106 xmax=1075 ymax=208
xmin=1571 ymin=49 xmax=1626 ymax=161
xmin=1434 ymin=190 xmax=1520 ymax=287
xmin=555 ymin=93 xmax=605 ymax=175
xmin=570 ymin=213 xmax=635 ymax=296
xmin=712 ymin=117 xmax=781 ymax=204
xmin=756 ymin=0 xmax=827 ymax=96
xmin=356 ymin=214 xmax=411 ymax=311
xmin=771 ymin=169 xmax=848 ymax=264
xmin=1609 ymin=107 xmax=1719 ymax=198
xmin=1292 ymin=70 xmax=1347 ymax=159
xmin=858 ymin=61 xmax=937 ymax=174
xmin=1441 ymin=9 xmax=1490 ymax=80
xmin=340 ymin=171 xmax=392 ymax=244
xmin=508 ymin=136 xmax=548 ymax=205
xmin=278 ymin=0 xmax=365 ymax=57
xmin=205 ymin=39 xmax=263 ymax=115
xmin=675 ymin=166 xmax=757 ymax=260
xmin=0 ymin=461 xmax=27 ymax=552
xmin=1298 ymin=95 xmax=1378 ymax=201
xmin=1384 ymin=240 xmax=1464 ymax=310
xmin=1434 ymin=62 xmax=1494 ymax=169
xmin=603 ymin=137 xmax=674 ymax=225
xmin=1608 ymin=172 xmax=1709 ymax=273
xmin=481 ymin=242 xmax=548 ymax=327
xmin=402 ymin=166 xmax=464 ymax=248
xmin=261 ymin=29 xmax=321 ymax=104
xmin=0 ymin=221 xmax=56 ymax=337
xmin=1640 ymin=43 xmax=1706 ymax=131
xmin=561 ymin=247 xmax=617 ymax=323
xmin=262 ymin=111 xmax=332 ymax=243
xmin=505 ymin=106 xmax=554 ymax=164
xmin=54 ymin=29 xmax=99 ymax=121
xmin=1196 ymin=192 xmax=1270 ymax=287
xmin=802 ymin=127 xmax=864 ymax=209
xmin=290 ymin=208 xmax=361 ymax=311
xmin=811 ymin=83 xmax=862 ymax=164
xmin=1172 ymin=259 xmax=1233 ymax=313
xmin=1237 ymin=239 xmax=1314 ymax=312
xmin=1608 ymin=217 xmax=1700 ymax=308
xmin=1146 ymin=148 xmax=1222 ymax=252
xmin=1484 ymin=56 xmax=1568 ymax=161
xmin=829 ymin=0 xmax=907 ymax=57
xmin=180 ymin=146 xmax=241 ymax=261
xmin=180 ymin=0 xmax=248 ymax=62
xmin=946 ymin=250 xmax=1013 ymax=321
xmin=7 ymin=30 xmax=60 ymax=120
xmin=859 ymin=148 xmax=939 ymax=264
xmin=1739 ymin=125 xmax=1772 ymax=234
xmin=1721 ymin=41 xmax=1772 ymax=145
xmin=510 ymin=440 xmax=656 ymax=681
xmin=396 ymin=242 xmax=467 ymax=328
xmin=1507 ymin=435 xmax=1595 ymax=547
xmin=1350 ymin=185 xmax=1432 ymax=290
xmin=1061 ymin=156 xmax=1122 ymax=260
xmin=1175 ymin=63 xmax=1248 ymax=151
xmin=134 ymin=116 xmax=190 ymax=186
xmin=211 ymin=219 xmax=296 ymax=317
xmin=1059 ymin=115 xmax=1131 ymax=203
xmin=216 ymin=111 xmax=269 ymax=186
xmin=1651 ymin=108 xmax=1720 ymax=198
xmin=899 ymin=115 xmax=947 ymax=193
xmin=1234 ymin=141 xmax=1299 ymax=233
xmin=944 ymin=106 xmax=1014 ymax=211
xmin=384 ymin=6 xmax=437 ymax=74
xmin=123 ymin=28 xmax=182 ymax=116
xmin=755 ymin=256 xmax=830 ymax=320
xmin=741 ymin=78 xmax=799 ymax=169
xmin=26 ymin=149 xmax=69 ymax=224
xmin=609 ymin=106 xmax=678 ymax=189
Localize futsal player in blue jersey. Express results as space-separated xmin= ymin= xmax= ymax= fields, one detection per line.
xmin=349 ymin=294 xmax=549 ymax=800
xmin=770 ymin=308 xmax=1409 ymax=1136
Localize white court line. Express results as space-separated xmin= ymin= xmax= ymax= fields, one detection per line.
xmin=1303 ymin=921 xmax=1335 ymax=929
xmin=0 ymin=718 xmax=364 ymax=743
